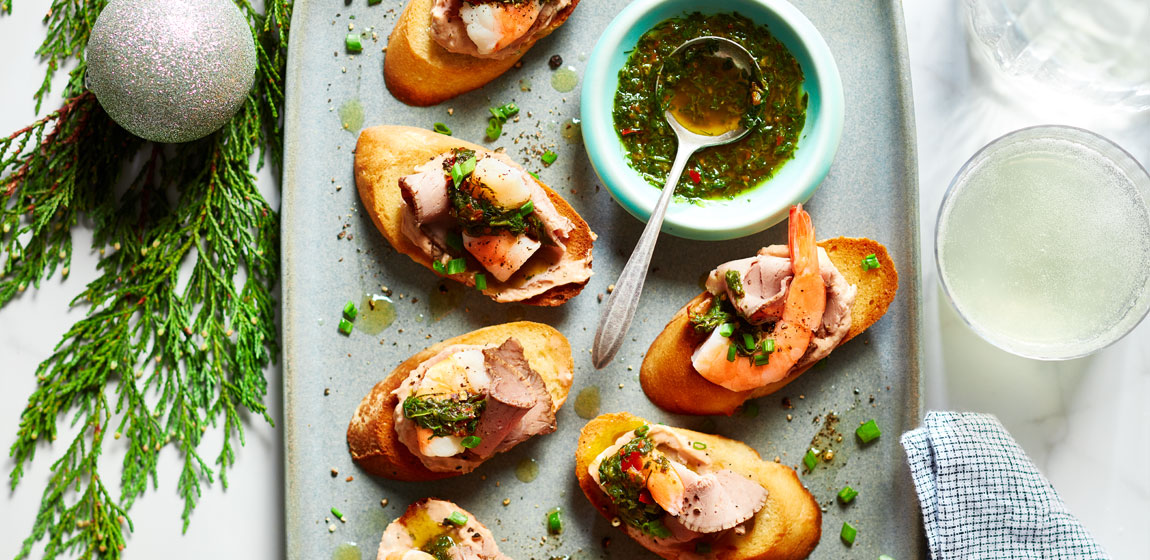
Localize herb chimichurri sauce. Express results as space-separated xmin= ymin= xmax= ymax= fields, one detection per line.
xmin=614 ymin=12 xmax=807 ymax=200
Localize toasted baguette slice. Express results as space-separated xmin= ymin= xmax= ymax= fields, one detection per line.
xmin=348 ymin=321 xmax=573 ymax=481
xmin=385 ymin=0 xmax=580 ymax=106
xmin=355 ymin=125 xmax=595 ymax=306
xmin=380 ymin=498 xmax=508 ymax=560
xmin=641 ymin=238 xmax=898 ymax=416
xmin=575 ymin=412 xmax=821 ymax=560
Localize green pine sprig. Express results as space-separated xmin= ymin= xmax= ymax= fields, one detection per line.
xmin=1 ymin=0 xmax=292 ymax=558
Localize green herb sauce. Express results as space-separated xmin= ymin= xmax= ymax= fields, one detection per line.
xmin=597 ymin=432 xmax=671 ymax=537
xmin=402 ymin=393 xmax=486 ymax=438
xmin=613 ymin=12 xmax=806 ymax=200
xmin=421 ymin=534 xmax=457 ymax=560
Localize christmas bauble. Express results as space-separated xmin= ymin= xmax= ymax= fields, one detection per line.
xmin=85 ymin=0 xmax=257 ymax=143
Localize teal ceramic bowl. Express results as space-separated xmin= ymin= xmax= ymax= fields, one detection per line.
xmin=580 ymin=0 xmax=844 ymax=240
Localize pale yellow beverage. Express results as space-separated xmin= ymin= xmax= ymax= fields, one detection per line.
xmin=936 ymin=126 xmax=1150 ymax=359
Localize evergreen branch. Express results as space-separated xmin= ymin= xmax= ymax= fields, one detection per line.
xmin=3 ymin=0 xmax=293 ymax=557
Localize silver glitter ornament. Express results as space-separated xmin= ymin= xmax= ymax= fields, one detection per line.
xmin=85 ymin=0 xmax=257 ymax=143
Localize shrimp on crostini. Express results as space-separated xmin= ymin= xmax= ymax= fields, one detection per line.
xmin=459 ymin=0 xmax=545 ymax=55
xmin=692 ymin=204 xmax=827 ymax=392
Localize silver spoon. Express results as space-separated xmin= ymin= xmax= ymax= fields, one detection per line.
xmin=591 ymin=36 xmax=764 ymax=369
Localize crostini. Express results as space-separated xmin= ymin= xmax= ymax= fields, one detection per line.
xmin=377 ymin=498 xmax=509 ymax=560
xmin=641 ymin=205 xmax=898 ymax=416
xmin=348 ymin=321 xmax=573 ymax=480
xmin=355 ymin=126 xmax=595 ymax=307
xmin=385 ymin=0 xmax=581 ymax=106
xmin=575 ymin=412 xmax=821 ymax=560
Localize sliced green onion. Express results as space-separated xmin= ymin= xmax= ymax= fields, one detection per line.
xmin=499 ymin=102 xmax=520 ymax=118
xmin=718 ymin=323 xmax=735 ymax=337
xmin=856 ymin=419 xmax=882 ymax=443
xmin=518 ymin=200 xmax=535 ymax=216
xmin=754 ymin=353 xmax=769 ymax=366
xmin=338 ymin=318 xmax=353 ymax=336
xmin=861 ymin=253 xmax=881 ymax=271
xmin=541 ymin=150 xmax=558 ymax=165
xmin=450 ymin=162 xmax=464 ymax=188
xmin=838 ymin=486 xmax=859 ymax=504
xmin=433 ymin=122 xmax=452 ymax=135
xmin=345 ymin=33 xmax=363 ymax=53
xmin=445 ymin=231 xmax=464 ymax=251
xmin=840 ymin=522 xmax=857 ymax=546
xmin=461 ymin=435 xmax=482 ymax=449
xmin=547 ymin=510 xmax=562 ymax=534
xmin=474 ymin=273 xmax=487 ymax=291
xmin=433 ymin=260 xmax=446 ymax=274
xmin=802 ymin=448 xmax=818 ymax=471
xmin=489 ymin=106 xmax=507 ymax=121
xmin=331 ymin=507 xmax=344 ymax=519
xmin=694 ymin=542 xmax=712 ymax=554
xmin=635 ymin=424 xmax=650 ymax=437
xmin=458 ymin=155 xmax=477 ymax=178
xmin=763 ymin=338 xmax=775 ymax=353
xmin=742 ymin=333 xmax=755 ymax=351
xmin=447 ymin=511 xmax=468 ymax=527
xmin=726 ymin=344 xmax=737 ymax=362
xmin=485 ymin=117 xmax=502 ymax=140
xmin=692 ymin=441 xmax=707 ymax=450
xmin=343 ymin=301 xmax=358 ymax=321
xmin=446 ymin=258 xmax=467 ymax=275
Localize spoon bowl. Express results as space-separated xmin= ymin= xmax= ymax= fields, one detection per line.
xmin=591 ymin=37 xmax=764 ymax=369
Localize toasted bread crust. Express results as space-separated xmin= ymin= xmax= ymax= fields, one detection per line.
xmin=640 ymin=238 xmax=899 ymax=415
xmin=347 ymin=321 xmax=574 ymax=481
xmin=384 ymin=0 xmax=580 ymax=106
xmin=354 ymin=125 xmax=595 ymax=306
xmin=575 ymin=413 xmax=821 ymax=560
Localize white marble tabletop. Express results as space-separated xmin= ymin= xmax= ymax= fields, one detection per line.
xmin=2 ymin=0 xmax=1147 ymax=558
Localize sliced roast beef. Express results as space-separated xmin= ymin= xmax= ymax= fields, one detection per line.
xmin=399 ymin=168 xmax=452 ymax=224
xmin=468 ymin=338 xmax=554 ymax=457
xmin=705 ymin=253 xmax=791 ymax=324
xmin=671 ymin=464 xmax=767 ymax=533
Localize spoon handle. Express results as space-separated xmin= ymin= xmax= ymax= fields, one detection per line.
xmin=591 ymin=142 xmax=696 ymax=369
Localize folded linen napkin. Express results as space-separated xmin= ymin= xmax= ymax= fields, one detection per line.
xmin=901 ymin=412 xmax=1109 ymax=559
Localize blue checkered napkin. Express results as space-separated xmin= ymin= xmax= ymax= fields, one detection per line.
xmin=901 ymin=412 xmax=1109 ymax=559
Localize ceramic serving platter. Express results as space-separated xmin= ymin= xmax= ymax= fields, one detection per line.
xmin=281 ymin=0 xmax=923 ymax=558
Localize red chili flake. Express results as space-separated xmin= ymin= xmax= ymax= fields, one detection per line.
xmin=688 ymin=169 xmax=701 ymax=184
xmin=775 ymin=134 xmax=784 ymax=147
xmin=621 ymin=128 xmax=641 ymax=136
xmin=638 ymin=490 xmax=653 ymax=504
xmin=622 ymin=451 xmax=643 ymax=472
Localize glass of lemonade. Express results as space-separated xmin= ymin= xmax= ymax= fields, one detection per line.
xmin=936 ymin=125 xmax=1150 ymax=360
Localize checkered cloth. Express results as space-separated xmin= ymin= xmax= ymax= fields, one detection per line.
xmin=901 ymin=412 xmax=1109 ymax=559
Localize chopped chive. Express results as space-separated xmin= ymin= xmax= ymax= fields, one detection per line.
xmin=840 ymin=522 xmax=857 ymax=546
xmin=331 ymin=507 xmax=344 ymax=519
xmin=446 ymin=258 xmax=467 ymax=275
xmin=802 ymin=448 xmax=818 ymax=471
xmin=338 ymin=318 xmax=353 ymax=336
xmin=499 ymin=102 xmax=520 ymax=118
xmin=367 ymin=0 xmax=381 ymax=5
xmin=879 ymin=556 xmax=896 ymax=560
xmin=486 ymin=117 xmax=503 ymax=140
xmin=345 ymin=33 xmax=363 ymax=53
xmin=489 ymin=106 xmax=507 ymax=121
xmin=694 ymin=542 xmax=712 ymax=554
xmin=343 ymin=300 xmax=358 ymax=321
xmin=856 ymin=419 xmax=881 ymax=443
xmin=459 ymin=155 xmax=477 ymax=178
xmin=861 ymin=253 xmax=881 ymax=271
xmin=433 ymin=260 xmax=446 ymax=274
xmin=754 ymin=353 xmax=769 ymax=366
xmin=474 ymin=273 xmax=487 ymax=291
xmin=742 ymin=333 xmax=755 ymax=351
xmin=519 ymin=200 xmax=534 ymax=216
xmin=541 ymin=150 xmax=558 ymax=165
xmin=692 ymin=441 xmax=707 ymax=450
xmin=763 ymin=338 xmax=775 ymax=353
xmin=547 ymin=510 xmax=562 ymax=534
xmin=838 ymin=486 xmax=859 ymax=504
xmin=726 ymin=344 xmax=737 ymax=362
xmin=450 ymin=162 xmax=464 ymax=188
xmin=527 ymin=171 xmax=540 ymax=181
xmin=433 ymin=122 xmax=452 ymax=135
xmin=634 ymin=424 xmax=650 ymax=437
xmin=445 ymin=231 xmax=463 ymax=251
xmin=461 ymin=435 xmax=482 ymax=449
xmin=718 ymin=323 xmax=735 ymax=337
xmin=447 ymin=511 xmax=468 ymax=527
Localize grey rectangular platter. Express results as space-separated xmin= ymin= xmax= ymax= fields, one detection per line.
xmin=282 ymin=1 xmax=923 ymax=559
